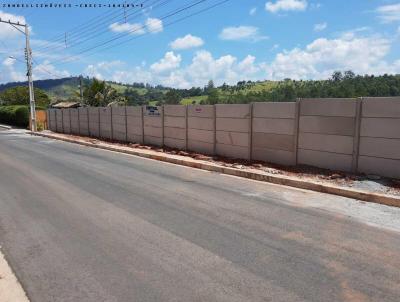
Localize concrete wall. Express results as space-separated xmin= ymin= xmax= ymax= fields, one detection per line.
xmin=70 ymin=108 xmax=80 ymax=135
xmin=163 ymin=105 xmax=187 ymax=150
xmin=143 ymin=105 xmax=163 ymax=146
xmin=62 ymin=109 xmax=71 ymax=134
xmin=187 ymin=105 xmax=215 ymax=155
xmin=298 ymin=98 xmax=358 ymax=172
xmin=88 ymin=107 xmax=100 ymax=137
xmin=252 ymin=102 xmax=297 ymax=165
xmin=216 ymin=104 xmax=251 ymax=160
xmin=48 ymin=98 xmax=400 ymax=179
xmin=99 ymin=107 xmax=112 ymax=140
xmin=55 ymin=109 xmax=63 ymax=132
xmin=358 ymin=97 xmax=400 ymax=179
xmin=48 ymin=109 xmax=57 ymax=132
xmin=112 ymin=107 xmax=126 ymax=142
xmin=78 ymin=108 xmax=89 ymax=136
xmin=126 ymin=106 xmax=143 ymax=143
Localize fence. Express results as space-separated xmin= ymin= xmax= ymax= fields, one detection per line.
xmin=47 ymin=97 xmax=400 ymax=179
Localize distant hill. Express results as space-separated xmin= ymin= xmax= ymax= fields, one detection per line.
xmin=0 ymin=77 xmax=148 ymax=102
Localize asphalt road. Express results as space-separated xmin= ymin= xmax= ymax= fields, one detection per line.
xmin=0 ymin=130 xmax=400 ymax=302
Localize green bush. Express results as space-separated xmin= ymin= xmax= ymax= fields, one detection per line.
xmin=0 ymin=105 xmax=45 ymax=128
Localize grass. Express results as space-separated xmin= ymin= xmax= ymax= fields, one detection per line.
xmin=180 ymin=95 xmax=208 ymax=105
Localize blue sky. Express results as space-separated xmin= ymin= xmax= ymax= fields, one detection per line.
xmin=1 ymin=0 xmax=400 ymax=88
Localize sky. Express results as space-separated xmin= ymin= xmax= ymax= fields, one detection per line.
xmin=1 ymin=0 xmax=400 ymax=88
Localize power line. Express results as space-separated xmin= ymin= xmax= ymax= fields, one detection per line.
xmin=34 ymin=1 xmax=153 ymax=51
xmin=35 ymin=0 xmax=166 ymax=53
xmin=48 ymin=0 xmax=209 ymax=66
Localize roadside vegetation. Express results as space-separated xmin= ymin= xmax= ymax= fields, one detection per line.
xmin=1 ymin=71 xmax=399 ymax=109
xmin=0 ymin=86 xmax=49 ymax=127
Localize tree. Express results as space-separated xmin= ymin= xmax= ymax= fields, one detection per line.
xmin=206 ymin=88 xmax=220 ymax=105
xmin=83 ymin=78 xmax=119 ymax=106
xmin=165 ymin=90 xmax=181 ymax=104
xmin=0 ymin=86 xmax=50 ymax=107
xmin=331 ymin=71 xmax=343 ymax=82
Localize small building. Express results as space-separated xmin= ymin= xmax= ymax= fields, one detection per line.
xmin=51 ymin=102 xmax=81 ymax=109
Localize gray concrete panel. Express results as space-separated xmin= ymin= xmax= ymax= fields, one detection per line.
xmin=216 ymin=104 xmax=250 ymax=118
xmin=362 ymin=97 xmax=400 ymax=118
xmin=253 ymin=102 xmax=296 ymax=118
xmin=252 ymin=133 xmax=295 ymax=152
xmin=216 ymin=118 xmax=250 ymax=133
xmin=359 ymin=137 xmax=400 ymax=160
xmin=298 ymin=133 xmax=354 ymax=155
xmin=299 ymin=116 xmax=355 ymax=136
xmin=188 ymin=117 xmax=214 ymax=131
xmin=300 ymin=98 xmax=357 ymax=117
xmin=358 ymin=156 xmax=400 ymax=179
xmin=360 ymin=118 xmax=400 ymax=139
xmin=188 ymin=105 xmax=214 ymax=118
xmin=298 ymin=149 xmax=353 ymax=171
xmin=252 ymin=148 xmax=295 ymax=166
xmin=253 ymin=118 xmax=295 ymax=135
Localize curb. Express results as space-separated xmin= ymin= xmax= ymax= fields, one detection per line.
xmin=31 ymin=131 xmax=400 ymax=208
xmin=0 ymin=124 xmax=11 ymax=130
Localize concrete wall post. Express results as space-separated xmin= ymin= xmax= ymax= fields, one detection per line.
xmin=61 ymin=109 xmax=64 ymax=133
xmin=161 ymin=106 xmax=165 ymax=147
xmin=87 ymin=107 xmax=90 ymax=137
xmin=98 ymin=108 xmax=100 ymax=138
xmin=352 ymin=97 xmax=363 ymax=173
xmin=77 ymin=108 xmax=81 ymax=135
xmin=249 ymin=103 xmax=254 ymax=161
xmin=213 ymin=105 xmax=217 ymax=155
xmin=294 ymin=98 xmax=301 ymax=165
xmin=185 ymin=105 xmax=188 ymax=151
xmin=110 ymin=106 xmax=114 ymax=141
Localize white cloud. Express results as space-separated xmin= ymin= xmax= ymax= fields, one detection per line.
xmin=264 ymin=33 xmax=397 ymax=80
xmin=314 ymin=22 xmax=327 ymax=32
xmin=265 ymin=0 xmax=307 ymax=13
xmin=109 ymin=22 xmax=145 ymax=35
xmin=0 ymin=11 xmax=26 ymax=38
xmin=249 ymin=7 xmax=257 ymax=15
xmin=33 ymin=60 xmax=70 ymax=80
xmin=78 ymin=31 xmax=400 ymax=88
xmin=219 ymin=26 xmax=267 ymax=42
xmin=150 ymin=51 xmax=181 ymax=73
xmin=108 ymin=18 xmax=162 ymax=36
xmin=170 ymin=34 xmax=204 ymax=50
xmin=84 ymin=60 xmax=124 ymax=80
xmin=376 ymin=3 xmax=400 ymax=23
xmin=1 ymin=57 xmax=25 ymax=83
xmin=146 ymin=18 xmax=163 ymax=33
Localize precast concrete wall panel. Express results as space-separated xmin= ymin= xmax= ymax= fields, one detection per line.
xmin=88 ymin=107 xmax=100 ymax=137
xmin=251 ymin=102 xmax=297 ymax=165
xmin=48 ymin=109 xmax=57 ymax=131
xmin=56 ymin=110 xmax=63 ymax=132
xmin=358 ymin=97 xmax=400 ymax=178
xmin=126 ymin=106 xmax=143 ymax=143
xmin=298 ymin=98 xmax=357 ymax=171
xmin=187 ymin=105 xmax=215 ymax=154
xmin=70 ymin=108 xmax=80 ymax=135
xmin=99 ymin=107 xmax=112 ymax=140
xmin=216 ymin=104 xmax=250 ymax=159
xmin=111 ymin=107 xmax=127 ymax=142
xmin=62 ymin=109 xmax=71 ymax=134
xmin=143 ymin=106 xmax=163 ymax=146
xmin=164 ymin=105 xmax=186 ymax=149
xmin=78 ymin=108 xmax=89 ymax=136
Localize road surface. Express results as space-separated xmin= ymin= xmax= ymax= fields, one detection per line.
xmin=0 ymin=129 xmax=400 ymax=302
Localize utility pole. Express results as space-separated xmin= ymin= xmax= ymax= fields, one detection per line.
xmin=0 ymin=18 xmax=36 ymax=131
